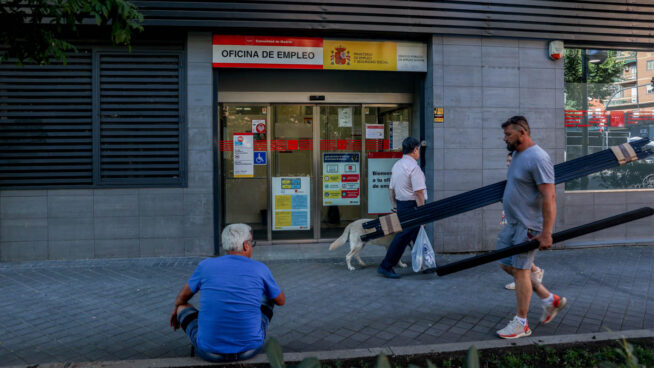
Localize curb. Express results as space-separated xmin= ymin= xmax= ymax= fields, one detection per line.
xmin=16 ymin=329 xmax=653 ymax=368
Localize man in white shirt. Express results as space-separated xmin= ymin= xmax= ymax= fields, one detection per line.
xmin=378 ymin=137 xmax=427 ymax=279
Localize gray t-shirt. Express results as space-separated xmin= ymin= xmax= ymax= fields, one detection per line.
xmin=502 ymin=145 xmax=554 ymax=231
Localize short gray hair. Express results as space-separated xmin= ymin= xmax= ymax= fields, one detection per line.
xmin=221 ymin=223 xmax=252 ymax=252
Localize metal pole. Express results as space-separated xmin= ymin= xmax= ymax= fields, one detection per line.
xmin=434 ymin=207 xmax=654 ymax=276
xmin=581 ymin=50 xmax=589 ymax=189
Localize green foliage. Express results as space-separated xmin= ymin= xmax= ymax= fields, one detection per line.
xmin=597 ymin=341 xmax=641 ymax=368
xmin=265 ymin=337 xmax=322 ymax=368
xmin=441 ymin=358 xmax=452 ymax=367
xmin=297 ymin=357 xmax=321 ymax=368
xmin=265 ymin=337 xmax=286 ymax=368
xmin=376 ymin=354 xmax=392 ymax=368
xmin=562 ymin=349 xmax=592 ymax=367
xmin=564 ymin=49 xmax=626 ymax=110
xmin=501 ymin=353 xmax=526 ymax=368
xmin=596 ymin=161 xmax=654 ymax=190
xmin=611 ymin=337 xmax=642 ymax=368
xmin=265 ymin=337 xmax=653 ymax=368
xmin=465 ymin=345 xmax=479 ymax=368
xmin=0 ymin=0 xmax=143 ymax=65
xmin=633 ymin=343 xmax=654 ymax=366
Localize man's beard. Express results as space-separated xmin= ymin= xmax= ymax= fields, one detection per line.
xmin=506 ymin=136 xmax=521 ymax=152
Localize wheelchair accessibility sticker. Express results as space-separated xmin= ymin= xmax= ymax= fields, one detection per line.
xmin=254 ymin=151 xmax=267 ymax=165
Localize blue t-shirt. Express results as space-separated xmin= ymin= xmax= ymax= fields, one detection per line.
xmin=188 ymin=255 xmax=281 ymax=354
xmin=502 ymin=145 xmax=554 ymax=231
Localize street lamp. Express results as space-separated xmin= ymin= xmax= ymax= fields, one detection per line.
xmin=580 ymin=49 xmax=608 ymax=188
xmin=581 ymin=50 xmax=606 ymax=153
xmin=586 ymin=49 xmax=608 ymax=65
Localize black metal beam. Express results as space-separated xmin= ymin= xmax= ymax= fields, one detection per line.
xmin=434 ymin=207 xmax=654 ymax=276
xmin=361 ymin=138 xmax=654 ymax=241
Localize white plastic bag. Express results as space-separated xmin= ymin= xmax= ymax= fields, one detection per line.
xmin=412 ymin=226 xmax=436 ymax=272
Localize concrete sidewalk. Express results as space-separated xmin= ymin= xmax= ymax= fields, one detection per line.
xmin=0 ymin=245 xmax=653 ymax=366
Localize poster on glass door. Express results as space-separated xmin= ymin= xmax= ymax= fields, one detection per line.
xmin=322 ymin=153 xmax=360 ymax=206
xmin=390 ymin=121 xmax=409 ymax=150
xmin=272 ymin=177 xmax=310 ymax=231
xmin=233 ymin=133 xmax=254 ymax=178
xmin=368 ymin=152 xmax=402 ymax=214
xmin=338 ymin=107 xmax=353 ymax=127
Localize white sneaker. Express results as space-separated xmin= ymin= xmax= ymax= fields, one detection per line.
xmin=497 ymin=317 xmax=532 ymax=339
xmin=504 ymin=268 xmax=544 ymax=290
xmin=540 ymin=294 xmax=567 ymax=324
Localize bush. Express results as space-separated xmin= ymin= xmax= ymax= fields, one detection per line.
xmin=263 ymin=336 xmax=653 ymax=368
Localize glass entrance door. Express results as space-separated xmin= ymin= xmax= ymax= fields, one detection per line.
xmin=318 ymin=105 xmax=363 ymax=238
xmin=219 ymin=102 xmax=412 ymax=243
xmin=363 ymin=105 xmax=412 ymax=216
xmin=270 ymin=105 xmax=315 ymax=240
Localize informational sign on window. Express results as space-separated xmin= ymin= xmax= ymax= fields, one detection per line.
xmin=252 ymin=119 xmax=266 ymax=134
xmin=365 ymin=124 xmax=385 ymax=139
xmin=367 ymin=152 xmax=402 ymax=214
xmin=390 ymin=121 xmax=409 ymax=150
xmin=272 ymin=177 xmax=310 ymax=231
xmin=338 ymin=107 xmax=353 ymax=128
xmin=322 ymin=153 xmax=360 ymax=206
xmin=233 ymin=133 xmax=253 ymax=178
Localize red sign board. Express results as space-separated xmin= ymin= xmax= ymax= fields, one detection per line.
xmin=341 ymin=174 xmax=360 ymax=182
xmin=610 ymin=111 xmax=625 ymax=127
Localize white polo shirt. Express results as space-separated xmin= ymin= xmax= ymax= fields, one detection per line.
xmin=389 ymin=155 xmax=428 ymax=201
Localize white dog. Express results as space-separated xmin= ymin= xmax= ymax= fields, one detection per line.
xmin=329 ymin=218 xmax=409 ymax=271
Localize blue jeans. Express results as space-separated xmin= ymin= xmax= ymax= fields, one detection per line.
xmin=380 ymin=200 xmax=420 ymax=270
xmin=177 ymin=300 xmax=273 ymax=363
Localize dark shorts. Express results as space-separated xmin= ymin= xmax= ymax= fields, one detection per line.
xmin=177 ymin=303 xmax=272 ymax=363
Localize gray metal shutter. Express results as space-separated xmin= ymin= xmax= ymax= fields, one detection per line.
xmin=0 ymin=51 xmax=94 ymax=187
xmin=133 ymin=0 xmax=654 ymax=47
xmin=97 ymin=52 xmax=185 ymax=186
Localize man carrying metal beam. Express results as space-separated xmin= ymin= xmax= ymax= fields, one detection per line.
xmin=496 ymin=116 xmax=566 ymax=339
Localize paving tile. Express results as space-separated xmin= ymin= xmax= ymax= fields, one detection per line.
xmin=454 ymin=321 xmax=474 ymax=330
xmin=0 ymin=247 xmax=653 ymax=365
xmin=376 ymin=330 xmax=396 ymax=340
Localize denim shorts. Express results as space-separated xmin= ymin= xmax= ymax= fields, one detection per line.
xmin=177 ymin=305 xmax=271 ymax=363
xmin=497 ymin=222 xmax=539 ymax=270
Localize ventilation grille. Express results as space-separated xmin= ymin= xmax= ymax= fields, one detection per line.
xmin=0 ymin=51 xmax=93 ymax=187
xmin=98 ymin=53 xmax=183 ymax=184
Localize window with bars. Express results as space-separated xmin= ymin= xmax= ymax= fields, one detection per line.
xmin=0 ymin=50 xmax=186 ymax=188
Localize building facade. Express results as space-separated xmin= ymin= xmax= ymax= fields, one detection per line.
xmin=1 ymin=1 xmax=653 ymax=261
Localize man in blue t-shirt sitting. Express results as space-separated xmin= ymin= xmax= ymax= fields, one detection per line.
xmin=170 ymin=223 xmax=285 ymax=362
